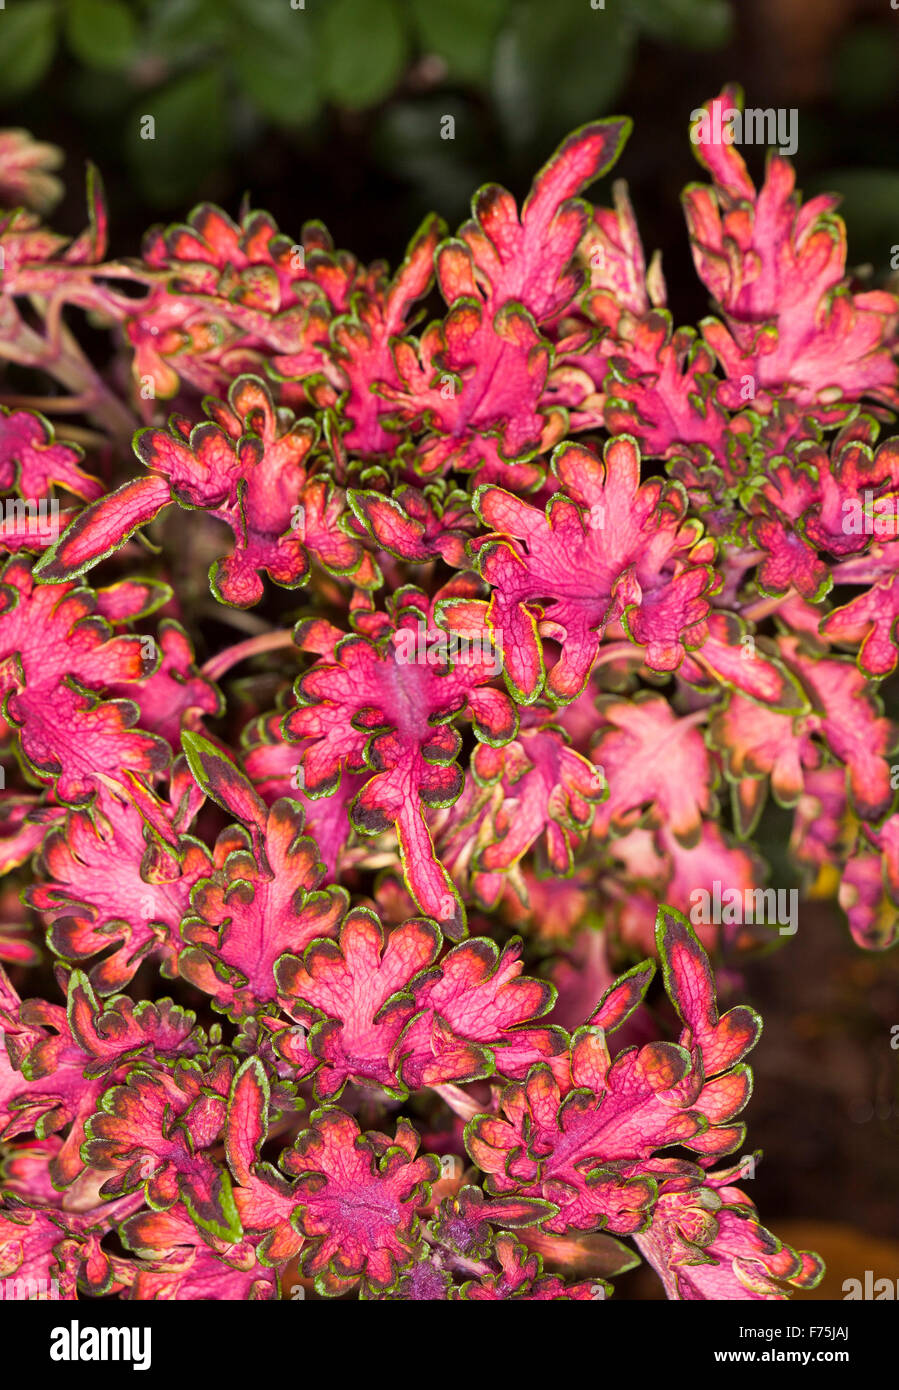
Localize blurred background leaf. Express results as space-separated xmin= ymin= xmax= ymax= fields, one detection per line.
xmin=408 ymin=0 xmax=508 ymax=85
xmin=624 ymin=0 xmax=733 ymax=48
xmin=492 ymin=0 xmax=637 ymax=148
xmin=0 ymin=0 xmax=58 ymax=99
xmin=321 ymin=0 xmax=408 ymax=109
xmin=226 ymin=0 xmax=320 ymax=127
xmin=66 ymin=0 xmax=138 ymax=70
xmin=126 ymin=66 xmax=227 ymax=205
xmin=144 ymin=0 xmax=228 ymax=58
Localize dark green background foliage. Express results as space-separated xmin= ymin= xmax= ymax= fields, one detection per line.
xmin=3 ymin=0 xmax=899 ymax=313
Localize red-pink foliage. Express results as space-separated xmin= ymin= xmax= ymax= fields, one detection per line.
xmin=9 ymin=82 xmax=898 ymax=1298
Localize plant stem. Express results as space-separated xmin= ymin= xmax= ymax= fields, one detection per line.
xmin=201 ymin=629 xmax=297 ymax=681
xmin=593 ymin=641 xmax=646 ymax=668
xmin=431 ymin=1083 xmax=482 ymax=1122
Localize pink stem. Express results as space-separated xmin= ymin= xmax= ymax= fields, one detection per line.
xmin=593 ymin=641 xmax=646 ymax=668
xmin=676 ymin=706 xmax=710 ymax=731
xmin=201 ymin=629 xmax=297 ymax=681
xmin=0 ymin=392 xmax=98 ymax=413
xmin=742 ymin=592 xmax=794 ymax=622
xmin=431 ymin=1083 xmax=482 ymax=1122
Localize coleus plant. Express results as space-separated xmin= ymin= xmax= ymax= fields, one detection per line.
xmin=3 ymin=80 xmax=898 ymax=1299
